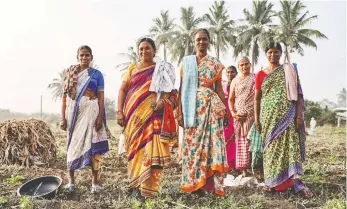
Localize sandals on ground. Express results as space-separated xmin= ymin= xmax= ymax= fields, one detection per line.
xmin=263 ymin=186 xmax=273 ymax=192
xmin=91 ymin=184 xmax=102 ymax=194
xmin=299 ymin=187 xmax=313 ymax=199
xmin=63 ymin=183 xmax=75 ymax=193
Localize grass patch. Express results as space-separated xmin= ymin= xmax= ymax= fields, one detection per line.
xmin=7 ymin=175 xmax=25 ymax=184
xmin=323 ymin=198 xmax=346 ymax=209
xmin=19 ymin=196 xmax=33 ymax=209
xmin=0 ymin=196 xmax=8 ymax=205
xmin=0 ymin=125 xmax=345 ymax=208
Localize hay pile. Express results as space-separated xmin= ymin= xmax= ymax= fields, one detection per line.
xmin=0 ymin=119 xmax=56 ymax=167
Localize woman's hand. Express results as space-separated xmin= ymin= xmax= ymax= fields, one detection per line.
xmin=95 ymin=116 xmax=103 ymax=131
xmin=177 ymin=114 xmax=184 ymax=127
xmin=231 ymin=111 xmax=247 ymax=122
xmin=223 ymin=114 xmax=230 ymax=126
xmin=60 ymin=118 xmax=67 ymax=131
xmin=255 ymin=120 xmax=262 ymax=134
xmin=296 ymin=117 xmax=304 ymax=133
xmin=117 ymin=111 xmax=125 ymax=127
xmin=153 ymin=100 xmax=165 ymax=113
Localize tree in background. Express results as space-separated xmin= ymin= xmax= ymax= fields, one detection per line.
xmin=150 ymin=10 xmax=176 ymax=61
xmin=115 ymin=47 xmax=138 ymax=73
xmin=170 ymin=6 xmax=202 ymax=64
xmin=204 ymin=0 xmax=236 ymax=59
xmin=274 ymin=0 xmax=327 ymax=63
xmin=305 ymin=99 xmax=336 ymax=126
xmin=47 ymin=68 xmax=67 ymax=101
xmin=234 ymin=0 xmax=275 ymax=72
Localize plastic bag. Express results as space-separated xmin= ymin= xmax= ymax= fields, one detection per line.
xmin=118 ymin=133 xmax=126 ymax=155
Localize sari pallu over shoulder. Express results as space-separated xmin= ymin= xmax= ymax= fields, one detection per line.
xmin=180 ymin=55 xmax=228 ymax=196
xmin=260 ymin=63 xmax=306 ymax=192
xmin=66 ymin=68 xmax=109 ymax=171
xmin=123 ymin=63 xmax=176 ymax=198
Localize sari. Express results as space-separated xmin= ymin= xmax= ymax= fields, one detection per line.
xmin=180 ymin=55 xmax=229 ymax=196
xmin=65 ymin=68 xmax=109 ymax=171
xmin=230 ymin=74 xmax=255 ymax=170
xmin=222 ymin=80 xmax=236 ymax=169
xmin=123 ymin=63 xmax=177 ymax=198
xmin=261 ymin=63 xmax=306 ymax=192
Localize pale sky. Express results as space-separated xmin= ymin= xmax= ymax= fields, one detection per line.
xmin=0 ymin=0 xmax=345 ymax=114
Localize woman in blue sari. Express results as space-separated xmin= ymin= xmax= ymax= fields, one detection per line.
xmin=60 ymin=45 xmax=109 ymax=194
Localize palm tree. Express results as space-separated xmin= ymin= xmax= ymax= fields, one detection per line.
xmin=115 ymin=47 xmax=139 ymax=72
xmin=204 ymin=0 xmax=236 ymax=59
xmin=274 ymin=0 xmax=328 ymax=63
xmin=149 ymin=10 xmax=176 ymax=61
xmin=47 ymin=68 xmax=67 ymax=101
xmin=170 ymin=7 xmax=202 ymax=64
xmin=234 ymin=0 xmax=275 ymax=72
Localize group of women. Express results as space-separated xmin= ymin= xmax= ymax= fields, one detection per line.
xmin=60 ymin=28 xmax=312 ymax=199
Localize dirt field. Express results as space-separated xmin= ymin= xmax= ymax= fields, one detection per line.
xmin=0 ymin=121 xmax=345 ymax=209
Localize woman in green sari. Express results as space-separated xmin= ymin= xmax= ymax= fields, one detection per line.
xmin=254 ymin=42 xmax=312 ymax=198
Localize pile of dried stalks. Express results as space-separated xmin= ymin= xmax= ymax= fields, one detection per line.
xmin=0 ymin=119 xmax=56 ymax=167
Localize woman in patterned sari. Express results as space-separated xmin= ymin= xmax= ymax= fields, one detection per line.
xmin=222 ymin=66 xmax=237 ymax=170
xmin=254 ymin=42 xmax=312 ymax=198
xmin=117 ymin=38 xmax=177 ymax=199
xmin=228 ymin=57 xmax=255 ymax=177
xmin=178 ymin=29 xmax=229 ymax=197
xmin=60 ymin=45 xmax=109 ymax=194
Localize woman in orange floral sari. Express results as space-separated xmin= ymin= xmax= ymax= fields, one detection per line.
xmin=177 ymin=29 xmax=229 ymax=197
xmin=117 ymin=38 xmax=177 ymax=199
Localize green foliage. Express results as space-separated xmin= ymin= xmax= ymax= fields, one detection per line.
xmin=131 ymin=199 xmax=142 ymax=209
xmin=0 ymin=196 xmax=8 ymax=205
xmin=19 ymin=196 xmax=33 ymax=209
xmin=47 ymin=68 xmax=67 ymax=101
xmin=305 ymin=99 xmax=336 ymax=126
xmin=7 ymin=175 xmax=25 ymax=185
xmin=234 ymin=0 xmax=275 ymax=71
xmin=169 ymin=6 xmax=202 ymax=64
xmin=149 ymin=10 xmax=176 ymax=61
xmin=305 ymin=100 xmax=323 ymax=122
xmin=275 ymin=0 xmax=328 ymax=62
xmin=323 ymin=198 xmax=346 ymax=209
xmin=318 ymin=110 xmax=336 ymax=126
xmin=204 ymin=0 xmax=236 ymax=59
